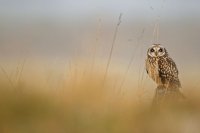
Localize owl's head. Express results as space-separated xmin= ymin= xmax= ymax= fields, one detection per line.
xmin=147 ymin=44 xmax=167 ymax=57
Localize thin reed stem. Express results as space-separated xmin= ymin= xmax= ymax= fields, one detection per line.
xmin=118 ymin=29 xmax=145 ymax=94
xmin=16 ymin=59 xmax=26 ymax=84
xmin=0 ymin=65 xmax=15 ymax=88
xmin=102 ymin=13 xmax=123 ymax=85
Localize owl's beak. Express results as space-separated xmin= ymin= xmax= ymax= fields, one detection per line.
xmin=155 ymin=52 xmax=158 ymax=56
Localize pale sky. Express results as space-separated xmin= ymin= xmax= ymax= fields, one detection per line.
xmin=0 ymin=0 xmax=199 ymax=18
xmin=0 ymin=0 xmax=199 ymax=68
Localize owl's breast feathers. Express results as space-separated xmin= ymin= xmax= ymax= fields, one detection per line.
xmin=146 ymin=57 xmax=161 ymax=85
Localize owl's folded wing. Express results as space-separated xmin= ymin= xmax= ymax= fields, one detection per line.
xmin=158 ymin=57 xmax=181 ymax=88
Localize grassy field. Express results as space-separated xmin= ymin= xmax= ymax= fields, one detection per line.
xmin=0 ymin=61 xmax=199 ymax=133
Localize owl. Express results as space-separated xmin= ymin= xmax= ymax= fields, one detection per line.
xmin=146 ymin=44 xmax=181 ymax=90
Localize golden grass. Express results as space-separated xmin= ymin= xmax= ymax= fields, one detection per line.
xmin=0 ymin=64 xmax=199 ymax=133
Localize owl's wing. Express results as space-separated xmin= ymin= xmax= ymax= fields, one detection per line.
xmin=158 ymin=57 xmax=181 ymax=88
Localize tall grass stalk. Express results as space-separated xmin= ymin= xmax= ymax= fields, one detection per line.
xmin=152 ymin=19 xmax=160 ymax=43
xmin=0 ymin=65 xmax=15 ymax=88
xmin=118 ymin=29 xmax=145 ymax=94
xmin=16 ymin=59 xmax=26 ymax=84
xmin=90 ymin=18 xmax=102 ymax=74
xmin=103 ymin=13 xmax=123 ymax=85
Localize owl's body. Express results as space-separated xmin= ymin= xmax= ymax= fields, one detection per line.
xmin=146 ymin=44 xmax=181 ymax=90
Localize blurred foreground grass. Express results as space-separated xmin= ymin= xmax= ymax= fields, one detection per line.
xmin=0 ymin=67 xmax=200 ymax=133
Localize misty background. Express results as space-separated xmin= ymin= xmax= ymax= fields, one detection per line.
xmin=0 ymin=0 xmax=200 ymax=90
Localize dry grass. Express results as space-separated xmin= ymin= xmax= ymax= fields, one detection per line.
xmin=0 ymin=64 xmax=199 ymax=133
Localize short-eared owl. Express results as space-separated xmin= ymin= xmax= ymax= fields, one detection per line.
xmin=146 ymin=44 xmax=181 ymax=90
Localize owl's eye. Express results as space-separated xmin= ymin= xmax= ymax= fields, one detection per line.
xmin=159 ymin=48 xmax=163 ymax=52
xmin=150 ymin=48 xmax=154 ymax=52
